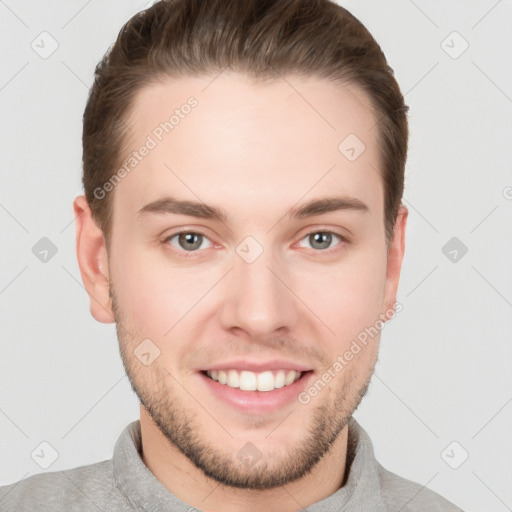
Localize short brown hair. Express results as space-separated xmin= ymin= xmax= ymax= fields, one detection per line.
xmin=82 ymin=0 xmax=408 ymax=247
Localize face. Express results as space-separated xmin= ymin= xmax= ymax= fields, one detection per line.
xmin=76 ymin=72 xmax=407 ymax=490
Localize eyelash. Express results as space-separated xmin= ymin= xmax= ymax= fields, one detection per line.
xmin=162 ymin=228 xmax=348 ymax=259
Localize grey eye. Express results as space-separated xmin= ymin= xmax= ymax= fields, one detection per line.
xmin=167 ymin=232 xmax=212 ymax=252
xmin=299 ymin=231 xmax=342 ymax=251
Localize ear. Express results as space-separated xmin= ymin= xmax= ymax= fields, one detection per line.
xmin=382 ymin=204 xmax=408 ymax=320
xmin=73 ymin=195 xmax=115 ymax=324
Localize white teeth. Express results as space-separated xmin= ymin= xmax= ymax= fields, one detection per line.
xmin=274 ymin=370 xmax=286 ymax=389
xmin=227 ymin=369 xmax=239 ymax=388
xmin=205 ymin=369 xmax=303 ymax=391
xmin=239 ymin=371 xmax=257 ymax=391
xmin=257 ymin=371 xmax=275 ymax=392
xmin=285 ymin=370 xmax=297 ymax=386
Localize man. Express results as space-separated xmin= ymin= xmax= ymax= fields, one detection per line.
xmin=0 ymin=0 xmax=464 ymax=510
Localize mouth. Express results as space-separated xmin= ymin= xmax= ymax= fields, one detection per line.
xmin=198 ymin=368 xmax=315 ymax=413
xmin=199 ymin=369 xmax=313 ymax=392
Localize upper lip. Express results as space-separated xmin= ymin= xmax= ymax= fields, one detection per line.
xmin=200 ymin=359 xmax=313 ymax=373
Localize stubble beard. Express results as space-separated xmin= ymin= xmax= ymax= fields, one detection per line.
xmin=109 ymin=283 xmax=375 ymax=490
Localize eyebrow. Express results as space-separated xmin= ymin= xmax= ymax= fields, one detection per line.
xmin=136 ymin=195 xmax=369 ymax=223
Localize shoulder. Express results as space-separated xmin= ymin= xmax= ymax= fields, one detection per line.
xmin=0 ymin=459 xmax=132 ymax=512
xmin=376 ymin=461 xmax=465 ymax=512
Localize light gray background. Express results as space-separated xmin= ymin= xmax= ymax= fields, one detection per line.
xmin=1 ymin=1 xmax=511 ymax=511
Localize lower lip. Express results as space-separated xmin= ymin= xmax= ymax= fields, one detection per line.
xmin=198 ymin=370 xmax=314 ymax=413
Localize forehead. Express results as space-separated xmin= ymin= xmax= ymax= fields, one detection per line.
xmin=115 ymin=72 xmax=383 ymax=226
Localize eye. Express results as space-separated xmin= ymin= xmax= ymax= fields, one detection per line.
xmin=298 ymin=230 xmax=345 ymax=252
xmin=163 ymin=231 xmax=213 ymax=257
xmin=163 ymin=228 xmax=347 ymax=259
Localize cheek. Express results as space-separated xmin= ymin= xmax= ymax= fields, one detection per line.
xmin=110 ymin=246 xmax=215 ymax=336
xmin=111 ymin=231 xmax=388 ymax=342
xmin=307 ymin=250 xmax=387 ymax=340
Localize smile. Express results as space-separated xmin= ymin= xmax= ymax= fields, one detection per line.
xmin=204 ymin=369 xmax=303 ymax=392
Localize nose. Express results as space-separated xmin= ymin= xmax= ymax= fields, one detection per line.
xmin=219 ymin=242 xmax=299 ymax=341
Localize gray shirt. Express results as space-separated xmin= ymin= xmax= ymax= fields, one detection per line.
xmin=0 ymin=417 xmax=464 ymax=511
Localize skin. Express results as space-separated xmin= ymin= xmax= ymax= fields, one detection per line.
xmin=73 ymin=72 xmax=407 ymax=511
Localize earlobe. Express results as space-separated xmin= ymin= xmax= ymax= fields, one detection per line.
xmin=382 ymin=204 xmax=408 ymax=319
xmin=73 ymin=195 xmax=115 ymax=324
